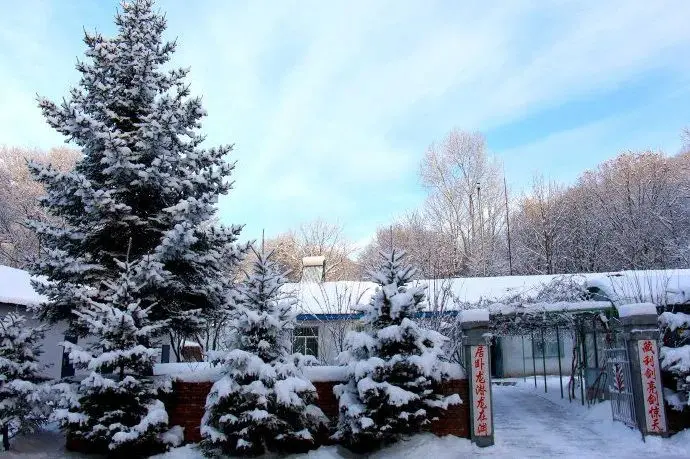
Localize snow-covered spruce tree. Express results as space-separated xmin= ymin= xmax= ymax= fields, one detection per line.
xmin=334 ymin=249 xmax=461 ymax=453
xmin=201 ymin=248 xmax=326 ymax=457
xmin=0 ymin=313 xmax=50 ymax=451
xmin=29 ymin=0 xmax=245 ymax=452
xmin=29 ymin=0 xmax=245 ymax=340
xmin=56 ymin=252 xmax=178 ymax=456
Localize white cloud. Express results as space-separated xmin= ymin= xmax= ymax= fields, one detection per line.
xmin=1 ymin=0 xmax=690 ymax=240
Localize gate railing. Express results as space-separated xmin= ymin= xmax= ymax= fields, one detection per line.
xmin=604 ymin=347 xmax=637 ymax=429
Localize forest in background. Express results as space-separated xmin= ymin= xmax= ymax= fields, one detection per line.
xmin=2 ymin=127 xmax=690 ymax=281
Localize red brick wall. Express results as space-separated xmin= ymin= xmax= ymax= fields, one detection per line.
xmin=166 ymin=378 xmax=470 ymax=443
xmin=430 ymin=379 xmax=470 ymax=438
xmin=313 ymin=381 xmax=340 ymax=420
xmin=167 ymin=381 xmax=214 ymax=443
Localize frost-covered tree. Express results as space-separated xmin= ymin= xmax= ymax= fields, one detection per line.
xmin=56 ymin=253 xmax=178 ymax=455
xmin=0 ymin=146 xmax=79 ymax=269
xmin=201 ymin=248 xmax=325 ymax=457
xmin=334 ymin=249 xmax=460 ymax=453
xmin=420 ymin=129 xmax=506 ymax=276
xmin=0 ymin=313 xmax=49 ymax=451
xmin=29 ymin=0 xmax=245 ymax=342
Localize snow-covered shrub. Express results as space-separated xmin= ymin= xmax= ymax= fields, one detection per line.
xmin=0 ymin=313 xmax=50 ymax=451
xmin=201 ymin=249 xmax=326 ymax=457
xmin=56 ymin=257 xmax=176 ymax=456
xmin=659 ymin=311 xmax=690 ymax=410
xmin=333 ymin=249 xmax=461 ymax=453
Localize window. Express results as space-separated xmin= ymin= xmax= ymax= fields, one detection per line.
xmin=351 ymin=322 xmax=367 ymax=333
xmin=532 ymin=337 xmax=563 ymax=358
xmin=293 ymin=326 xmax=319 ymax=359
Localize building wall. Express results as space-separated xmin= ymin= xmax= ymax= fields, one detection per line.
xmin=0 ymin=302 xmax=67 ymax=380
xmin=500 ymin=334 xmax=575 ymax=378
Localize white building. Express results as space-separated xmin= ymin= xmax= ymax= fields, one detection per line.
xmin=289 ymin=265 xmax=690 ymax=377
xmin=3 ymin=261 xmax=690 ymax=380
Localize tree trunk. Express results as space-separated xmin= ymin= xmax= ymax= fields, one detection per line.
xmin=2 ymin=424 xmax=9 ymax=451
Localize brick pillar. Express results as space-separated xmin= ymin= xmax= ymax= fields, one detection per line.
xmin=461 ymin=309 xmax=494 ymax=447
xmin=619 ymin=303 xmax=669 ymax=437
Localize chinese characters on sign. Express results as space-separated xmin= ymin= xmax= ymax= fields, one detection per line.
xmin=637 ymin=340 xmax=667 ymax=434
xmin=471 ymin=344 xmax=492 ymax=437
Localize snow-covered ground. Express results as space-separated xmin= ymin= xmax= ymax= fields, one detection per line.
xmin=6 ymin=378 xmax=690 ymax=458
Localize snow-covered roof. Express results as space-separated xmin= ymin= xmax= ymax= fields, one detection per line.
xmin=0 ymin=265 xmax=45 ymax=307
xmin=4 ymin=263 xmax=688 ymax=317
xmin=289 ymin=269 xmax=690 ymax=317
xmin=586 ymin=269 xmax=690 ymax=306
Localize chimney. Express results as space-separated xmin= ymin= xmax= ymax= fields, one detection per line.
xmin=301 ymin=256 xmax=326 ymax=282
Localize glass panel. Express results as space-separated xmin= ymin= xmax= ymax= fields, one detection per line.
xmin=293 ymin=337 xmax=306 ymax=354
xmin=306 ymin=337 xmax=319 ymax=359
xmin=533 ymin=337 xmax=563 ymax=358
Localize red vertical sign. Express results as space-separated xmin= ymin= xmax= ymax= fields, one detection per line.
xmin=637 ymin=339 xmax=666 ymax=434
xmin=471 ymin=344 xmax=492 ymax=437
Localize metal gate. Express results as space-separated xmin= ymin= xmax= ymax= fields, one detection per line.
xmin=604 ymin=347 xmax=637 ymax=428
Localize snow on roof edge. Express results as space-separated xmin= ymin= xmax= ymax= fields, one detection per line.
xmin=0 ymin=265 xmax=45 ymax=308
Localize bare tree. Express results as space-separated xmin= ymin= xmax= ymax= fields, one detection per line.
xmin=0 ymin=146 xmax=79 ymax=268
xmin=512 ymin=176 xmax=570 ymax=274
xmin=357 ymin=212 xmax=457 ymax=280
xmin=419 ymin=129 xmax=506 ymax=276
xmin=507 ymin=150 xmax=690 ymax=274
xmin=260 ymin=219 xmax=358 ymax=282
xmin=579 ymin=151 xmax=690 ymax=270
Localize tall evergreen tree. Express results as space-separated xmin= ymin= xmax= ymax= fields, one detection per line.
xmin=0 ymin=313 xmax=49 ymax=451
xmin=334 ymin=249 xmax=460 ymax=453
xmin=201 ymin=248 xmax=325 ymax=457
xmin=29 ymin=0 xmax=245 ymax=340
xmin=29 ymin=0 xmax=245 ymax=453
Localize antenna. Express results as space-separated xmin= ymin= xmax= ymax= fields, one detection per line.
xmin=503 ymin=170 xmax=513 ymax=275
xmin=261 ymin=228 xmax=265 ymax=253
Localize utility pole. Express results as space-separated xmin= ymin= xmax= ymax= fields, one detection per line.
xmin=503 ymin=173 xmax=513 ymax=275
xmin=476 ymin=182 xmax=485 ymax=276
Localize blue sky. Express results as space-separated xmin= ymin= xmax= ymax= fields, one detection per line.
xmin=1 ymin=1 xmax=689 ymax=248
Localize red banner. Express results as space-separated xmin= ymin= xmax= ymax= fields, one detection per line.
xmin=637 ymin=339 xmax=667 ymax=434
xmin=471 ymin=344 xmax=492 ymax=436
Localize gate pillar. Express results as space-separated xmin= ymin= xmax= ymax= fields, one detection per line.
xmin=618 ymin=303 xmax=669 ymax=437
xmin=461 ymin=309 xmax=494 ymax=447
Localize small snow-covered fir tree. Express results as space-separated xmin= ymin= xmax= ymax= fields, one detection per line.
xmin=659 ymin=311 xmax=690 ymax=410
xmin=29 ymin=0 xmax=246 ymax=340
xmin=201 ymin=248 xmax=326 ymax=457
xmin=0 ymin=313 xmax=49 ymax=451
xmin=56 ymin=252 xmax=176 ymax=456
xmin=334 ymin=249 xmax=460 ymax=453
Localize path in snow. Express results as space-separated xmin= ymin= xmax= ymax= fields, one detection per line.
xmin=492 ymin=382 xmax=688 ymax=459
